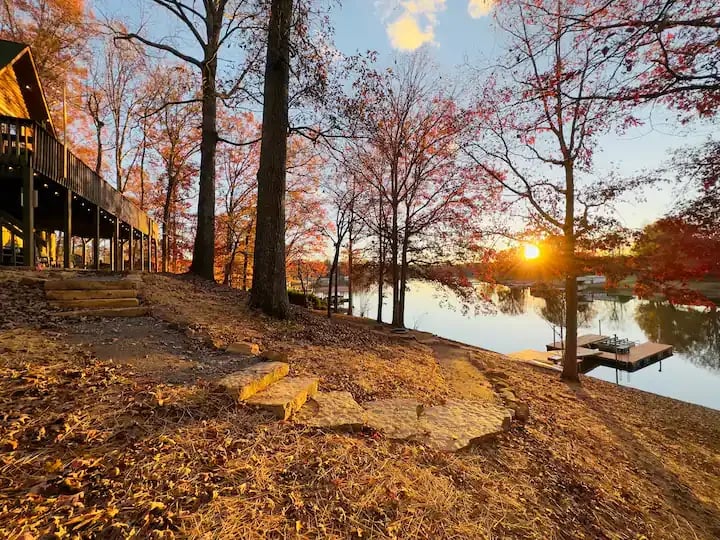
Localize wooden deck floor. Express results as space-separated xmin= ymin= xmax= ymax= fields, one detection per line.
xmin=547 ymin=334 xmax=607 ymax=351
xmin=594 ymin=342 xmax=673 ymax=371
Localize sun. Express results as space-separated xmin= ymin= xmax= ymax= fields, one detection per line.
xmin=524 ymin=244 xmax=541 ymax=260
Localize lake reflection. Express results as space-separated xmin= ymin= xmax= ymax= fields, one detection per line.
xmin=353 ymin=281 xmax=720 ymax=410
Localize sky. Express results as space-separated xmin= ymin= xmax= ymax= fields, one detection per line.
xmin=101 ymin=0 xmax=716 ymax=231
xmin=330 ymin=1 xmax=715 ymax=230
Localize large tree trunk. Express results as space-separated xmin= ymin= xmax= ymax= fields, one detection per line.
xmin=561 ymin=162 xmax=579 ymax=382
xmin=189 ymin=53 xmax=219 ymax=281
xmin=250 ymin=0 xmax=293 ymax=318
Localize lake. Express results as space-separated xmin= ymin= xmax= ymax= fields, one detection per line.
xmin=348 ymin=281 xmax=720 ymax=411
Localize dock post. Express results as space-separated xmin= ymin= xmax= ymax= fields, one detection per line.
xmin=63 ymin=189 xmax=72 ymax=268
xmin=93 ymin=205 xmax=100 ymax=270
xmin=21 ymin=164 xmax=35 ymax=266
xmin=615 ymin=368 xmax=618 ymax=385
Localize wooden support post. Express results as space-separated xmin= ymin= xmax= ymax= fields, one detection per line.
xmin=139 ymin=233 xmax=145 ymax=272
xmin=147 ymin=234 xmax=152 ymax=272
xmin=128 ymin=229 xmax=134 ymax=271
xmin=21 ymin=164 xmax=34 ymax=267
xmin=93 ymin=206 xmax=100 ymax=270
xmin=63 ymin=189 xmax=72 ymax=268
xmin=113 ymin=219 xmax=120 ymax=272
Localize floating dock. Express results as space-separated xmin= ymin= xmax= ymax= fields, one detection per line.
xmin=516 ymin=334 xmax=676 ymax=373
xmin=546 ymin=334 xmax=607 ymax=351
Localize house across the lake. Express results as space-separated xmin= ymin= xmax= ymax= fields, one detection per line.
xmin=0 ymin=39 xmax=160 ymax=270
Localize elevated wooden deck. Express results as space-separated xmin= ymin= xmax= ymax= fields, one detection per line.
xmin=1 ymin=115 xmax=160 ymax=270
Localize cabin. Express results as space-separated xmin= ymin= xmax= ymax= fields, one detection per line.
xmin=0 ymin=39 xmax=160 ymax=270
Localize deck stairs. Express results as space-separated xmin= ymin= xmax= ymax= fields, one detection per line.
xmin=44 ymin=277 xmax=148 ymax=318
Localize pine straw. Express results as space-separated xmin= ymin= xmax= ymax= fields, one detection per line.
xmin=1 ymin=272 xmax=720 ymax=538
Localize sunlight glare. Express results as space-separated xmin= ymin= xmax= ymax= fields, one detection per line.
xmin=524 ymin=244 xmax=540 ymax=260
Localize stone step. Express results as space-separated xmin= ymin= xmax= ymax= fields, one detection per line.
xmin=50 ymin=298 xmax=140 ymax=309
xmin=53 ymin=306 xmax=149 ymax=318
xmin=46 ymin=289 xmax=138 ymax=301
xmin=295 ymin=391 xmax=367 ymax=431
xmin=218 ymin=362 xmax=290 ymax=401
xmin=246 ymin=376 xmax=319 ymax=420
xmin=45 ymin=279 xmax=140 ymax=291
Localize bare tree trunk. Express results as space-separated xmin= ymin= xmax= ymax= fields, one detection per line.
xmin=139 ymin=122 xmax=147 ymax=210
xmin=562 ymin=162 xmax=579 ymax=382
xmin=376 ymin=233 xmax=384 ymax=324
xmin=347 ymin=223 xmax=353 ymax=316
xmin=241 ymin=225 xmax=251 ymax=291
xmin=334 ymin=257 xmax=339 ymax=313
xmin=189 ymin=52 xmax=219 ymax=281
xmin=94 ymin=123 xmax=103 ymax=176
xmin=327 ymin=243 xmax=340 ymax=319
xmin=398 ymin=230 xmax=409 ymax=328
xmin=250 ymin=0 xmax=293 ymax=318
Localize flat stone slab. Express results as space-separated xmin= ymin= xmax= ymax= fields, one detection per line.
xmin=420 ymin=399 xmax=513 ymax=452
xmin=46 ymin=289 xmax=138 ymax=300
xmin=218 ymin=362 xmax=290 ymax=401
xmin=295 ymin=391 xmax=367 ymax=431
xmin=45 ymin=279 xmax=140 ymax=290
xmin=50 ymin=298 xmax=140 ymax=309
xmin=364 ymin=398 xmax=429 ymax=440
xmin=226 ymin=342 xmax=260 ymax=355
xmin=363 ymin=398 xmax=513 ymax=452
xmin=246 ymin=376 xmax=319 ymax=420
xmin=53 ymin=306 xmax=149 ymax=318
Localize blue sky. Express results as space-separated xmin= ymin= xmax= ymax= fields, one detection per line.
xmin=102 ymin=0 xmax=715 ymax=230
xmin=331 ymin=1 xmax=714 ymax=230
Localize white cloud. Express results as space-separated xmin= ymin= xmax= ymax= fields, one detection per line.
xmin=384 ymin=0 xmax=446 ymax=51
xmin=387 ymin=12 xmax=435 ymax=50
xmin=467 ymin=0 xmax=494 ymax=18
xmin=381 ymin=0 xmax=494 ymax=51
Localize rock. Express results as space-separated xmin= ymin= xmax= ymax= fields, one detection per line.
xmin=499 ymin=389 xmax=517 ymax=402
xmin=226 ymin=342 xmax=260 ymax=356
xmin=261 ymin=350 xmax=288 ymax=363
xmin=218 ymin=362 xmax=289 ymax=401
xmin=512 ymin=402 xmax=530 ymax=423
xmin=484 ymin=369 xmax=509 ymax=380
xmin=295 ymin=391 xmax=366 ymax=431
xmin=246 ymin=376 xmax=319 ymax=420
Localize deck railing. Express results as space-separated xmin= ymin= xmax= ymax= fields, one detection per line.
xmin=0 ymin=115 xmax=158 ymax=238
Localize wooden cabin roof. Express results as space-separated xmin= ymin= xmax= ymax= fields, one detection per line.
xmin=0 ymin=39 xmax=55 ymax=136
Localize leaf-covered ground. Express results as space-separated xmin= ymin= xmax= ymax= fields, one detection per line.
xmin=1 ymin=270 xmax=719 ymax=539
